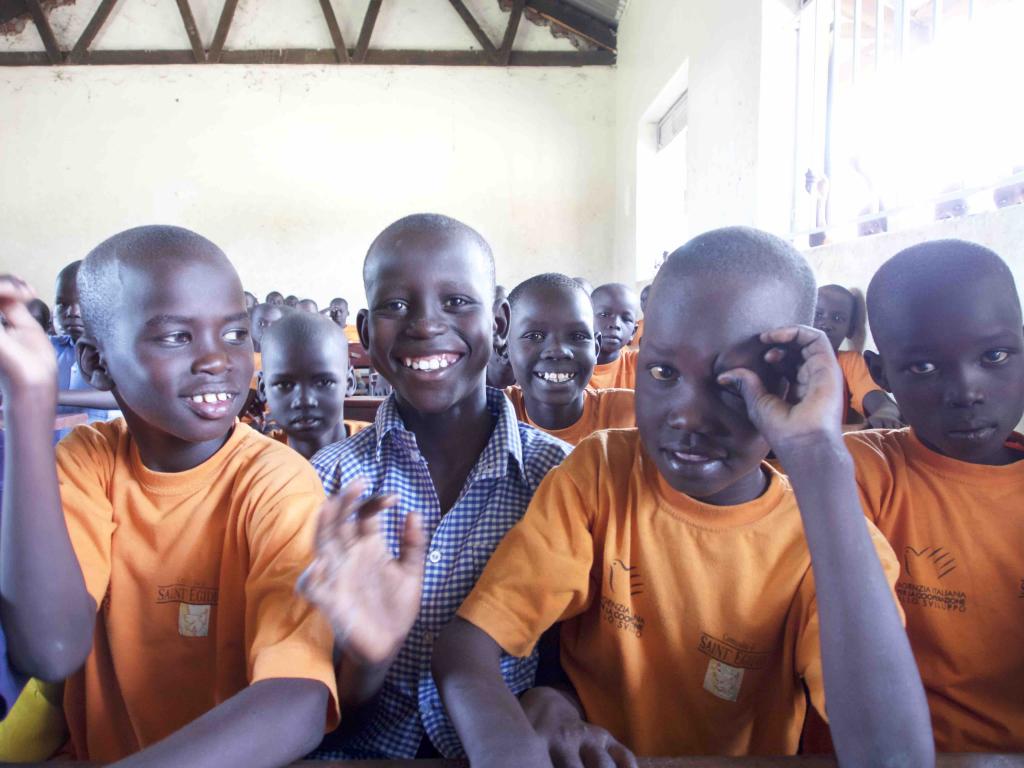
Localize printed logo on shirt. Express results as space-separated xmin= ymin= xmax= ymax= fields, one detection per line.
xmin=178 ymin=604 xmax=211 ymax=637
xmin=896 ymin=545 xmax=967 ymax=612
xmin=703 ymin=659 xmax=743 ymax=702
xmin=696 ymin=632 xmax=769 ymax=670
xmin=156 ymin=583 xmax=219 ymax=605
xmin=600 ymin=597 xmax=645 ymax=637
xmin=608 ymin=559 xmax=644 ymax=596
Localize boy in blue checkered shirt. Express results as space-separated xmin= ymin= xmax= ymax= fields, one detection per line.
xmin=301 ymin=213 xmax=571 ymax=759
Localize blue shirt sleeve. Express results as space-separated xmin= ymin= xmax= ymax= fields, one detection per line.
xmin=0 ymin=624 xmax=28 ymax=720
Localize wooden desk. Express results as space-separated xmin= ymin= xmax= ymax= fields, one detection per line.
xmin=345 ymin=396 xmax=385 ymax=424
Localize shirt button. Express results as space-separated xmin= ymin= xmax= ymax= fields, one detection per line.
xmin=428 ymin=550 xmax=442 ymax=564
xmin=422 ymin=630 xmax=435 ymax=643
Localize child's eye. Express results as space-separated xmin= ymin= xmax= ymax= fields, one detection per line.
xmin=158 ymin=332 xmax=190 ymax=345
xmin=571 ymin=332 xmax=591 ymax=343
xmin=380 ymin=299 xmax=408 ymax=312
xmin=908 ymin=362 xmax=937 ymax=375
xmin=522 ymin=331 xmax=545 ymax=342
xmin=648 ymin=365 xmax=677 ymax=382
xmin=316 ymin=377 xmax=337 ymax=388
xmin=981 ymin=350 xmax=1010 ymax=365
xmin=224 ymin=329 xmax=248 ymax=343
xmin=443 ymin=296 xmax=472 ymax=309
xmin=273 ymin=382 xmax=295 ymax=393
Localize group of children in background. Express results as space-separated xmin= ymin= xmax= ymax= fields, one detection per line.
xmin=0 ymin=214 xmax=1019 ymax=768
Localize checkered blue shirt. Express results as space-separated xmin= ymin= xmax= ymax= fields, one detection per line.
xmin=309 ymin=387 xmax=570 ymax=759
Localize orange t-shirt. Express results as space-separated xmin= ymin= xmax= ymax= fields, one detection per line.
xmin=249 ymin=351 xmax=262 ymax=391
xmin=56 ymin=419 xmax=339 ymax=762
xmin=343 ymin=325 xmax=360 ymax=344
xmin=504 ymin=386 xmax=635 ymax=446
xmin=588 ymin=348 xmax=638 ymax=390
xmin=845 ymin=428 xmax=1024 ymax=751
xmin=458 ymin=429 xmax=899 ymax=756
xmin=836 ymin=350 xmax=877 ymax=422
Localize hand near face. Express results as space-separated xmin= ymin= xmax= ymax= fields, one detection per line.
xmin=0 ymin=276 xmax=58 ymax=398
xmin=717 ymin=325 xmax=843 ymax=453
xmin=297 ymin=480 xmax=425 ymax=666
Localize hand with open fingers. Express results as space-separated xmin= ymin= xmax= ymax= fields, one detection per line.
xmin=522 ymin=687 xmax=638 ymax=768
xmin=0 ymin=275 xmax=58 ymax=396
xmin=717 ymin=325 xmax=843 ymax=452
xmin=296 ymin=479 xmax=426 ymax=667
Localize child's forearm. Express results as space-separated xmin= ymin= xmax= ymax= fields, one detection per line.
xmin=0 ymin=386 xmax=94 ymax=681
xmin=777 ymin=437 xmax=934 ymax=768
xmin=330 ymin=649 xmax=396 ymax=737
xmin=109 ymin=678 xmax=329 ymax=768
xmin=433 ymin=617 xmax=552 ymax=767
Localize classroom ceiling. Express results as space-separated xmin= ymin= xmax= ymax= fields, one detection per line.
xmin=0 ymin=0 xmax=617 ymax=67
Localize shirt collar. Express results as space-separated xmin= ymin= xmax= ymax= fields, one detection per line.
xmin=372 ymin=387 xmax=525 ymax=481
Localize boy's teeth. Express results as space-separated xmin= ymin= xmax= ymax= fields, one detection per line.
xmin=403 ymin=354 xmax=454 ymax=371
xmin=538 ymin=372 xmax=575 ymax=383
xmin=189 ymin=393 xmax=232 ymax=403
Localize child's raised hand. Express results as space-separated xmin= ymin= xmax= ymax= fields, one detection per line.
xmin=0 ymin=276 xmax=58 ymax=398
xmin=717 ymin=325 xmax=843 ymax=453
xmin=297 ymin=479 xmax=425 ymax=667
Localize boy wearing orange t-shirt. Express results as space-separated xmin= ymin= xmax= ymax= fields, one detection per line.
xmin=432 ymin=228 xmax=934 ymax=767
xmin=0 ymin=226 xmax=338 ymax=767
xmin=813 ymin=284 xmax=901 ymax=428
xmin=846 ymin=240 xmax=1024 ymax=751
xmin=588 ymin=283 xmax=640 ymax=390
xmin=504 ymin=274 xmax=634 ymax=446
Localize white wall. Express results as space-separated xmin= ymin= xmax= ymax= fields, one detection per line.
xmin=613 ymin=0 xmax=799 ymax=285
xmin=0 ymin=1 xmax=614 ymax=310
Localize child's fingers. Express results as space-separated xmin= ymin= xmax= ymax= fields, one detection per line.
xmin=398 ymin=511 xmax=426 ymax=573
xmin=313 ymin=480 xmax=364 ymax=553
xmin=0 ymin=276 xmax=37 ymax=305
xmin=717 ymin=367 xmax=782 ymax=430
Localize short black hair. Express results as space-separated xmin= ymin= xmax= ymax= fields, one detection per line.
xmin=363 ymin=213 xmax=495 ymax=288
xmin=262 ymin=309 xmax=347 ymax=367
xmin=508 ymin=272 xmax=589 ymax=309
xmin=78 ymin=225 xmax=231 ymax=342
xmin=27 ymin=298 xmax=51 ymax=331
xmin=867 ymin=239 xmax=1020 ymax=348
xmin=660 ymin=226 xmax=817 ymax=324
xmin=55 ymin=260 xmax=82 ymax=294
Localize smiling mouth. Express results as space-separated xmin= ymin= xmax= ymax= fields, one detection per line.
xmin=182 ymin=391 xmax=237 ymax=420
xmin=534 ymin=371 xmax=577 ymax=384
xmin=662 ymin=447 xmax=726 ymax=468
xmin=399 ymin=353 xmax=462 ymax=372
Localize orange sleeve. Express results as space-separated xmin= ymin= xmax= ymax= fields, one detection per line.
xmin=457 ymin=454 xmax=599 ymax=658
xmin=601 ymin=389 xmax=636 ymax=430
xmin=839 ymin=352 xmax=879 ymax=416
xmin=503 ymin=386 xmax=528 ymax=423
xmin=55 ymin=424 xmax=118 ymax=608
xmin=243 ymin=467 xmax=340 ymax=730
xmin=843 ymin=431 xmax=899 ymax=526
xmin=794 ymin=520 xmax=902 ymax=720
xmin=623 ymin=348 xmax=638 ymax=389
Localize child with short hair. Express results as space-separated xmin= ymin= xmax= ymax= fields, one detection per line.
xmin=300 ymin=213 xmax=571 ymax=760
xmin=588 ymin=282 xmax=640 ymax=390
xmin=847 ymin=239 xmax=1024 ymax=751
xmin=0 ymin=226 xmax=338 ymax=766
xmin=813 ymin=284 xmax=902 ymax=429
xmin=265 ymin=290 xmax=285 ymax=306
xmin=326 ymin=297 xmax=361 ymax=344
xmin=504 ymin=273 xmax=634 ymax=446
xmin=431 ymin=227 xmax=933 ymax=767
xmin=261 ymin=311 xmax=348 ymax=460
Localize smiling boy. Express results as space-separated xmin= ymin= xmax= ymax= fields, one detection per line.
xmin=847 ymin=240 xmax=1024 ymax=750
xmin=588 ymin=283 xmax=640 ymax=390
xmin=432 ymin=227 xmax=933 ymax=767
xmin=504 ymin=273 xmax=634 ymax=446
xmin=305 ymin=214 xmax=570 ymax=760
xmin=0 ymin=226 xmax=337 ymax=766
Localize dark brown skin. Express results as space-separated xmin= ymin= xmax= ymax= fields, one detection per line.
xmin=0 ymin=230 xmax=330 ymax=768
xmin=591 ymin=283 xmax=639 ymax=365
xmin=434 ymin=264 xmax=934 ymax=768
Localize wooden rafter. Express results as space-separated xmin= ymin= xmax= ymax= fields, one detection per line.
xmin=174 ymin=0 xmax=206 ymax=63
xmin=69 ymin=0 xmax=119 ymax=64
xmin=354 ymin=0 xmax=382 ymax=64
xmin=24 ymin=0 xmax=62 ymax=64
xmin=499 ymin=0 xmax=525 ymax=66
xmin=525 ymin=0 xmax=616 ymax=53
xmin=208 ymin=0 xmax=239 ymax=63
xmin=318 ymin=0 xmax=350 ymax=64
xmin=447 ymin=0 xmax=497 ymax=62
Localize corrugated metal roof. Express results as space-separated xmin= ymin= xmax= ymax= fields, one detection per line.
xmin=560 ymin=0 xmax=629 ymax=26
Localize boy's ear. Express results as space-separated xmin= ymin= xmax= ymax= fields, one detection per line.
xmin=76 ymin=338 xmax=115 ymax=392
xmin=593 ymin=331 xmax=602 ymax=359
xmin=863 ymin=350 xmax=891 ymax=392
xmin=356 ymin=309 xmax=370 ymax=350
xmin=257 ymin=370 xmax=266 ymax=399
xmin=493 ymin=297 xmax=511 ymax=347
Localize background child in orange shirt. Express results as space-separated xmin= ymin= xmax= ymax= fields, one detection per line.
xmin=588 ymin=283 xmax=640 ymax=390
xmin=504 ymin=273 xmax=634 ymax=446
xmin=260 ymin=311 xmax=349 ymax=460
xmin=0 ymin=226 xmax=338 ymax=766
xmin=847 ymin=239 xmax=1024 ymax=751
xmin=629 ymin=283 xmax=650 ymax=350
xmin=432 ymin=227 xmax=933 ymax=767
xmin=813 ymin=284 xmax=901 ymax=428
